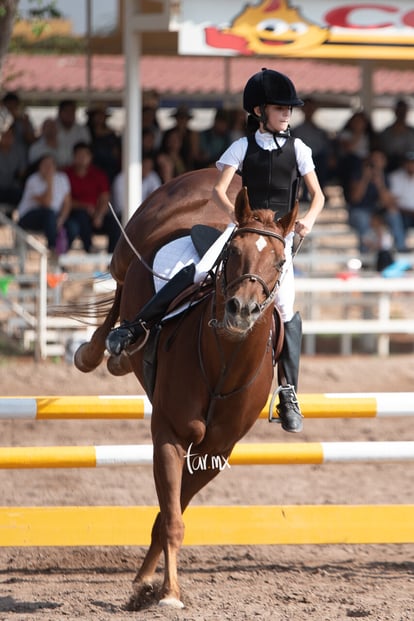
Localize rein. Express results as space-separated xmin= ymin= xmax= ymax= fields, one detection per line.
xmin=198 ymin=297 xmax=273 ymax=421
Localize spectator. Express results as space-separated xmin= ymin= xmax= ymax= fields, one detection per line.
xmin=17 ymin=154 xmax=73 ymax=255
xmin=2 ymin=91 xmax=36 ymax=154
xmin=28 ymin=118 xmax=59 ymax=165
xmin=338 ymin=110 xmax=376 ymax=159
xmin=379 ymin=99 xmax=414 ymax=173
xmin=112 ymin=153 xmax=162 ymax=216
xmin=388 ymin=150 xmax=414 ymax=249
xmin=141 ymin=154 xmax=162 ymax=199
xmin=346 ymin=148 xmax=406 ymax=253
xmin=379 ymin=99 xmax=414 ymax=172
xmin=228 ymin=108 xmax=247 ymax=141
xmin=292 ymin=97 xmax=332 ymax=194
xmin=142 ymin=104 xmax=162 ymax=151
xmin=0 ymin=126 xmax=27 ymax=216
xmin=142 ymin=127 xmax=158 ymax=158
xmin=163 ymin=105 xmax=199 ymax=170
xmin=86 ymin=103 xmax=121 ymax=183
xmin=55 ymin=100 xmax=91 ymax=168
xmin=335 ymin=110 xmax=377 ymax=202
xmin=156 ymin=127 xmax=187 ymax=184
xmin=64 ymin=142 xmax=119 ymax=253
xmin=196 ymin=108 xmax=231 ymax=169
xmin=363 ymin=209 xmax=395 ymax=272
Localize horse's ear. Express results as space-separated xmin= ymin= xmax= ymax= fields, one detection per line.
xmin=234 ymin=187 xmax=253 ymax=225
xmin=277 ymin=200 xmax=299 ymax=237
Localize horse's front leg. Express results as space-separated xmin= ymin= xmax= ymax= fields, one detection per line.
xmin=132 ymin=512 xmax=163 ymax=588
xmin=153 ymin=438 xmax=186 ymax=608
xmin=132 ymin=436 xmax=186 ymax=609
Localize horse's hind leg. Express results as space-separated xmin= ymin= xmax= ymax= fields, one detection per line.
xmin=74 ymin=285 xmax=122 ymax=373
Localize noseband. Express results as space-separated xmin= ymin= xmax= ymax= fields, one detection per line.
xmin=219 ymin=225 xmax=286 ymax=311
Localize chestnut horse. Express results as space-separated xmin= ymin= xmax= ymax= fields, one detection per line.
xmin=73 ymin=169 xmax=297 ymax=609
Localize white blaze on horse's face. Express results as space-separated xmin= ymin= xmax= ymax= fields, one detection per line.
xmin=256 ymin=236 xmax=267 ymax=252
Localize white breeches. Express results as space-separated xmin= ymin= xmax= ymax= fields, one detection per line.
xmin=274 ymin=231 xmax=295 ymax=323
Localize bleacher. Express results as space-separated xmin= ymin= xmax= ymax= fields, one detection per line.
xmin=0 ymin=210 xmax=111 ymax=359
xmin=1 ymin=189 xmax=413 ymax=359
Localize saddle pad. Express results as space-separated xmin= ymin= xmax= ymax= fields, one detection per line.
xmin=190 ymin=225 xmax=223 ymax=258
xmin=153 ymin=235 xmax=198 ymax=293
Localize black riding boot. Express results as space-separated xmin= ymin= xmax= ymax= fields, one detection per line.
xmin=106 ymin=264 xmax=196 ymax=355
xmin=276 ymin=311 xmax=303 ymax=433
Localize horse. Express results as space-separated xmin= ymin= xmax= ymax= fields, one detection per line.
xmin=73 ymin=168 xmax=298 ymax=609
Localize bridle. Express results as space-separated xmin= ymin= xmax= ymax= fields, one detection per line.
xmin=218 ymin=225 xmax=286 ymax=313
xmin=199 ymin=223 xmax=286 ymax=413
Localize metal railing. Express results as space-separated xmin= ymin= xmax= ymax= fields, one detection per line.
xmin=0 ymin=211 xmax=48 ymax=359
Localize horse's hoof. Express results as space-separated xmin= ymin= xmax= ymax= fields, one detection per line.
xmin=127 ymin=582 xmax=157 ymax=611
xmin=107 ymin=352 xmax=132 ymax=376
xmin=158 ymin=597 xmax=184 ymax=609
xmin=74 ymin=342 xmax=103 ymax=373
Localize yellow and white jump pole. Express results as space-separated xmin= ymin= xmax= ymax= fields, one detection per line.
xmin=0 ymin=441 xmax=413 ymax=469
xmin=0 ymin=393 xmax=413 ymax=420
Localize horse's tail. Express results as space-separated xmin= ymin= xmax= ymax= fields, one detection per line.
xmin=51 ymin=295 xmax=116 ymax=325
xmin=72 ymin=282 xmax=123 ymax=373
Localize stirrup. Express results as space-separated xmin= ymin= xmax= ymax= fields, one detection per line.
xmin=268 ymin=385 xmax=282 ymax=423
xmin=268 ymin=385 xmax=303 ymax=432
xmin=126 ymin=320 xmax=151 ymax=354
xmin=106 ymin=319 xmax=149 ymax=356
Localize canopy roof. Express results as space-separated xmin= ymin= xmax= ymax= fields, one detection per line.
xmin=3 ymin=54 xmax=414 ymax=107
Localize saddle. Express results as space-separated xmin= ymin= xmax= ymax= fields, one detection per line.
xmin=142 ymin=224 xmax=223 ymax=400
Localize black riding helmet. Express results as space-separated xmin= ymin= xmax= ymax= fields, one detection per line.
xmin=243 ymin=68 xmax=304 ymax=115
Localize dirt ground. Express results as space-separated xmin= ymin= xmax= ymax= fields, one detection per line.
xmin=0 ymin=354 xmax=413 ymax=621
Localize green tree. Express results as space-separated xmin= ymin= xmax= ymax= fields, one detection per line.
xmin=0 ymin=0 xmax=18 ymax=77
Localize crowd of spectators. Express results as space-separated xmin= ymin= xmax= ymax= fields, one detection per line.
xmin=1 ymin=90 xmax=414 ymax=265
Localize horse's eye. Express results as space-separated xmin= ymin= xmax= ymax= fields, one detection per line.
xmin=276 ymin=259 xmax=285 ymax=271
xmin=228 ymin=245 xmax=240 ymax=257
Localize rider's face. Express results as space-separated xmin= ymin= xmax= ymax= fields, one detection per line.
xmin=255 ymin=104 xmax=292 ymax=133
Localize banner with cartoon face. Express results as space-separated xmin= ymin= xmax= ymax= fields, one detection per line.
xmin=178 ymin=0 xmax=414 ymax=60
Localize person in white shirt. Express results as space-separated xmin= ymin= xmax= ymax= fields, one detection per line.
xmin=55 ymin=100 xmax=91 ymax=168
xmin=213 ymin=68 xmax=325 ymax=433
xmin=18 ymin=154 xmax=74 ymax=253
xmin=28 ymin=118 xmax=59 ymax=165
xmin=111 ymin=154 xmax=162 ymax=217
xmin=389 ymin=151 xmax=414 ymax=250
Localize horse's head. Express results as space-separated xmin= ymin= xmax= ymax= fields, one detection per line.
xmin=217 ymin=187 xmax=298 ymax=337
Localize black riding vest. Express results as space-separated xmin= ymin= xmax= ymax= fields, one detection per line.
xmin=241 ymin=135 xmax=300 ymax=217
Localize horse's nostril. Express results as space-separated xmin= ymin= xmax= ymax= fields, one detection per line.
xmin=250 ymin=302 xmax=261 ymax=317
xmin=226 ymin=297 xmax=240 ymax=315
xmin=226 ymin=297 xmax=261 ymax=320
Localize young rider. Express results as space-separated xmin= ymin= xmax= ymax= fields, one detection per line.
xmin=106 ymin=68 xmax=324 ymax=433
xmin=212 ymin=68 xmax=325 ymax=432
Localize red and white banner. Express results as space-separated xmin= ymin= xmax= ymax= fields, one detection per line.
xmin=177 ymin=0 xmax=414 ymax=60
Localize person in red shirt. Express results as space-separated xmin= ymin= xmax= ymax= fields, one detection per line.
xmin=64 ymin=141 xmax=120 ymax=252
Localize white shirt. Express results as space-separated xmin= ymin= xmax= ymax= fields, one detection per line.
xmin=111 ymin=170 xmax=162 ymax=215
xmin=389 ymin=168 xmax=414 ymax=212
xmin=216 ymin=130 xmax=315 ymax=176
xmin=18 ymin=171 xmax=70 ymax=218
xmin=28 ymin=138 xmax=59 ymax=165
xmin=56 ymin=121 xmax=91 ymax=167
